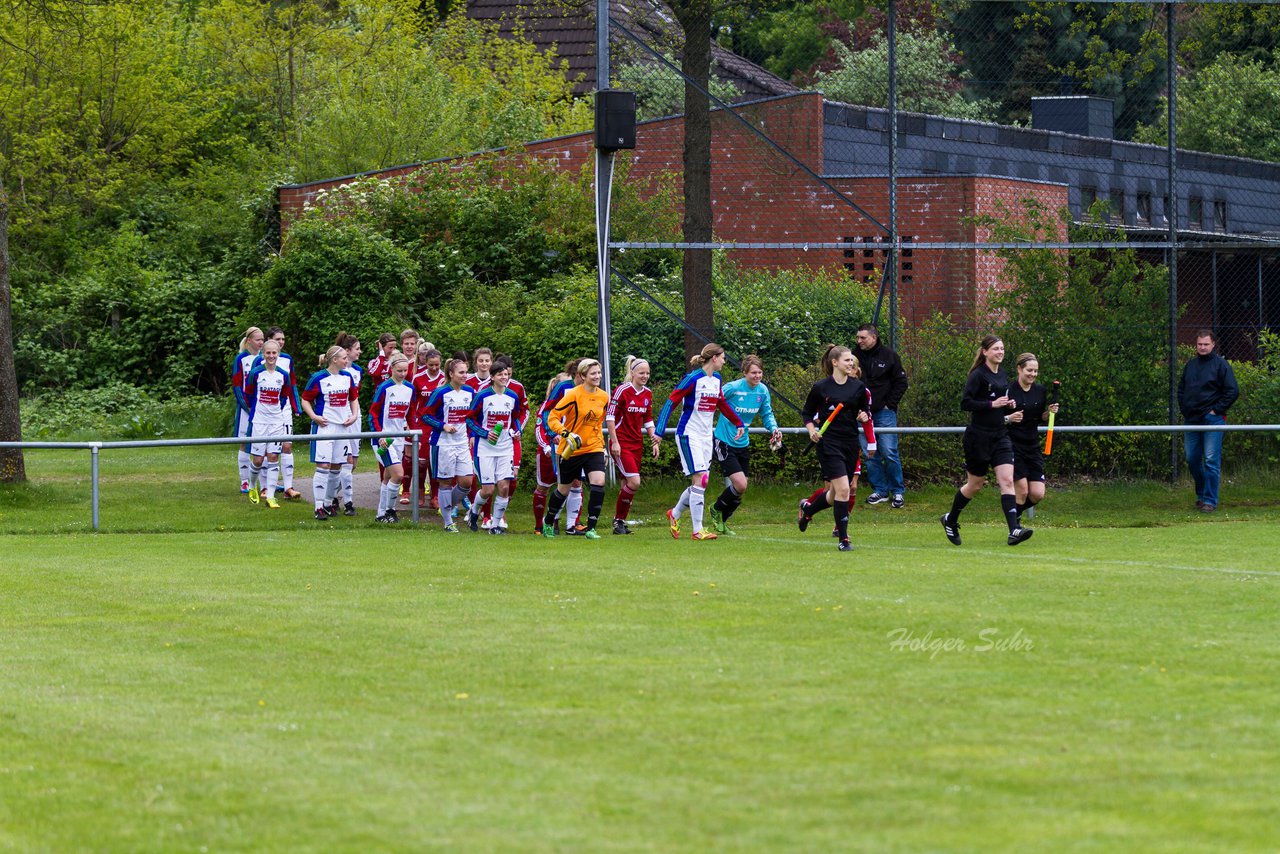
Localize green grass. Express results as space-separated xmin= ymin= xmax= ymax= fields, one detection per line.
xmin=0 ymin=448 xmax=1277 ymax=851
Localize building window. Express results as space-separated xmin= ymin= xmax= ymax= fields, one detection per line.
xmin=1108 ymin=189 xmax=1125 ymax=224
xmin=1136 ymin=193 xmax=1152 ymax=225
xmin=1214 ymin=200 xmax=1228 ymax=232
xmin=1081 ymin=186 xmax=1098 ymax=213
xmin=1189 ymin=196 xmax=1204 ymax=229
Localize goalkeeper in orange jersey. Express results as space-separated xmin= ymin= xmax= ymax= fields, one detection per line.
xmin=542 ymin=358 xmax=611 ymax=540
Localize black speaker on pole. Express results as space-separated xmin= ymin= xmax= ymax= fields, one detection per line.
xmin=595 ymin=89 xmax=636 ymax=151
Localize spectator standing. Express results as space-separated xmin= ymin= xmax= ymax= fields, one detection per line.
xmin=854 ymin=324 xmax=909 ymax=508
xmin=1178 ymin=330 xmax=1239 ymax=512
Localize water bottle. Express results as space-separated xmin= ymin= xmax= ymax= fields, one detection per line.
xmin=487 ymin=422 xmax=504 ymax=446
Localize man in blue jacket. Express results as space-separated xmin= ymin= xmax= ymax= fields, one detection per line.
xmin=1178 ymin=330 xmax=1239 ymax=512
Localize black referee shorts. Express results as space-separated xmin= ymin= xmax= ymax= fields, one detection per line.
xmin=963 ymin=427 xmax=1015 ymax=477
xmin=816 ymin=440 xmax=862 ymax=482
xmin=1012 ymin=440 xmax=1046 ymax=483
xmin=713 ymin=439 xmax=752 ymax=478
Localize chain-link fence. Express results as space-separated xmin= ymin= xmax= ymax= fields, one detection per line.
xmin=596 ymin=0 xmax=1280 ymax=480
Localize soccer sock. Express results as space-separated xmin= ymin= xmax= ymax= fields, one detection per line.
xmin=313 ymin=471 xmax=328 ymax=509
xmin=264 ymin=462 xmax=279 ymax=498
xmin=282 ymin=453 xmax=295 ymax=490
xmin=341 ymin=463 xmax=354 ymax=503
xmin=586 ymin=484 xmax=605 ymax=530
xmin=492 ymin=494 xmax=509 ymax=527
xmin=689 ymin=486 xmax=707 ymax=532
xmin=324 ymin=468 xmax=341 ymax=503
xmin=544 ymin=489 xmax=568 ymax=528
xmin=238 ymin=450 xmax=251 ymax=486
xmin=533 ymin=488 xmax=548 ymax=529
xmin=806 ymin=486 xmax=827 ymax=505
xmin=248 ymin=459 xmax=262 ymax=489
xmin=566 ymin=486 xmax=583 ymax=527
xmin=430 ymin=478 xmax=440 ymax=504
xmin=673 ymin=486 xmax=691 ymax=519
xmin=834 ymin=499 xmax=850 ymax=541
xmin=808 ymin=490 xmax=831 ymax=516
xmin=376 ymin=482 xmax=388 ymax=515
xmin=439 ymin=484 xmax=454 ymax=524
xmin=714 ymin=484 xmax=743 ymax=520
xmin=948 ymin=490 xmax=971 ymax=524
xmin=614 ymin=484 xmax=636 ymax=521
xmin=1001 ymin=493 xmax=1020 ymax=532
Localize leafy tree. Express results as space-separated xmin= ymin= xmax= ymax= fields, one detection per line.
xmin=816 ymin=30 xmax=998 ymax=120
xmin=0 ymin=186 xmax=23 ymax=482
xmin=614 ymin=50 xmax=740 ymax=121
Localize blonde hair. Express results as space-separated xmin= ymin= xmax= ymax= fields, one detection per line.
xmin=239 ymin=326 xmax=263 ymax=353
xmin=545 ymin=372 xmax=569 ymax=399
xmin=319 ymin=345 xmax=345 ymax=368
xmin=576 ymin=358 xmax=601 ymax=380
xmin=690 ymin=343 xmax=725 ymax=368
xmin=388 ymin=353 xmax=410 ymax=372
xmin=622 ymin=355 xmax=649 ymax=385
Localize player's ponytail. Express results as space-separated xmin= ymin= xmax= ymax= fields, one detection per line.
xmin=445 ymin=357 xmax=468 ymax=383
xmin=970 ymin=335 xmax=1002 ymax=372
xmin=690 ymin=343 xmax=724 ymax=368
xmin=334 ymin=331 xmax=358 ymax=350
xmin=818 ymin=344 xmax=851 ymax=378
xmin=545 ymin=372 xmax=568 ymax=399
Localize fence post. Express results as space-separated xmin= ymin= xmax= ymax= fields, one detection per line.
xmin=411 ymin=433 xmax=420 ymax=524
xmin=90 ymin=444 xmax=100 ymax=531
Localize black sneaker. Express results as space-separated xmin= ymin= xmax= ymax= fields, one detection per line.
xmin=831 ymin=526 xmax=839 ymax=538
xmin=865 ymin=492 xmax=890 ymax=505
xmin=375 ymin=514 xmax=389 ymax=524
xmin=891 ymin=495 xmax=905 ymax=509
xmin=1007 ymin=527 xmax=1034 ymax=546
xmin=940 ymin=514 xmax=961 ymax=546
xmin=612 ymin=519 xmax=632 ymax=535
xmin=837 ymin=539 xmax=853 ymax=552
xmin=488 ymin=526 xmax=507 ymax=535
xmin=329 ymin=498 xmax=340 ymax=516
xmin=386 ymin=509 xmax=399 ymax=524
xmin=467 ymin=510 xmax=479 ymax=532
xmin=315 ymin=508 xmax=329 ymax=521
xmin=342 ymin=502 xmax=356 ymax=517
xmin=797 ymin=500 xmax=812 ymax=532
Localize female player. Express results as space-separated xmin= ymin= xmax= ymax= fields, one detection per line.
xmin=606 ymin=355 xmax=658 ymax=535
xmin=532 ymin=370 xmax=570 ymax=533
xmin=410 ymin=346 xmax=446 ymax=509
xmin=400 ymin=329 xmax=420 ymax=380
xmin=465 ymin=347 xmax=494 ymax=392
xmin=536 ymin=358 xmax=586 ymax=534
xmin=653 ymin=343 xmax=745 ymax=541
xmin=1007 ymin=352 xmax=1059 ymax=523
xmin=542 ymin=358 xmax=611 ymax=540
xmin=230 ymin=326 xmax=265 ymax=493
xmin=709 ymin=354 xmax=783 ymax=536
xmin=369 ymin=352 xmax=416 ymax=523
xmin=421 ymin=357 xmax=476 ymax=532
xmin=255 ymin=327 xmax=304 ymax=500
xmin=333 ymin=332 xmax=364 ymax=516
xmin=465 ymin=355 xmax=524 ymax=534
xmin=243 ymin=338 xmax=298 ymax=509
xmin=365 ymin=333 xmax=398 ymax=386
xmin=940 ymin=335 xmax=1034 ymax=547
xmin=301 ymin=346 xmax=360 ymax=521
xmin=796 ymin=345 xmax=877 ymax=552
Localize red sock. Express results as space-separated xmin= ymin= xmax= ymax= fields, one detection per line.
xmin=806 ymin=486 xmax=827 ymax=504
xmin=615 ymin=485 xmax=636 ymax=521
xmin=533 ymin=489 xmax=547 ymax=528
xmin=430 ymin=478 xmax=440 ymax=502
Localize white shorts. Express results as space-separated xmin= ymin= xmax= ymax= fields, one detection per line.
xmin=312 ymin=424 xmax=350 ymax=465
xmin=373 ymin=437 xmax=404 ymax=468
xmin=432 ymin=443 xmax=473 ymax=480
xmin=337 ymin=420 xmax=360 ymax=457
xmin=677 ymin=432 xmax=713 ymax=476
xmin=476 ymin=452 xmax=515 ymax=485
xmin=249 ymin=422 xmax=288 ymax=457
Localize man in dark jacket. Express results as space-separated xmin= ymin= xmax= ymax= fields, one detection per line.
xmin=1178 ymin=329 xmax=1239 ymax=512
xmin=854 ymin=324 xmax=909 ymax=507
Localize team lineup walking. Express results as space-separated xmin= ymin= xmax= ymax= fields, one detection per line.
xmin=229 ymin=328 xmax=1064 ymax=549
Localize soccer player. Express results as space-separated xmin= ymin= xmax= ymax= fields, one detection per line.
xmin=709 ymin=354 xmax=782 ymax=536
xmin=796 ymin=345 xmax=877 ymax=552
xmin=606 ymin=355 xmax=658 ymax=535
xmin=230 ymin=326 xmax=264 ymax=493
xmin=253 ymin=327 xmax=304 ymax=500
xmin=399 ymin=329 xmax=420 ymax=380
xmin=654 ymin=343 xmax=745 ymax=541
xmin=421 ymin=357 xmax=476 ymax=532
xmin=940 ymin=335 xmax=1034 ymax=547
xmin=244 ymin=339 xmax=298 ymax=509
xmin=410 ymin=346 xmax=446 ymax=509
xmin=496 ymin=355 xmax=529 ymax=532
xmin=538 ymin=359 xmax=587 ymax=534
xmin=301 ymin=346 xmax=360 ymax=521
xmin=365 ymin=333 xmax=398 ymax=386
xmin=465 ymin=347 xmax=494 ymax=392
xmin=542 ymin=358 xmax=611 ymax=540
xmin=532 ymin=371 xmax=570 ymax=533
xmin=465 ymin=355 xmax=524 ymax=534
xmin=333 ymin=332 xmax=364 ymax=516
xmin=369 ymin=353 xmax=416 ymax=523
xmin=1007 ymin=352 xmax=1059 ymax=523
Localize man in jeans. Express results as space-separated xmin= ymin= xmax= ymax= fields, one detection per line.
xmin=854 ymin=323 xmax=909 ymax=508
xmin=1178 ymin=329 xmax=1238 ymax=512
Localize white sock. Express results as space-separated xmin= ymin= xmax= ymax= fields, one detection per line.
xmin=492 ymin=495 xmax=509 ymax=526
xmin=674 ymin=486 xmax=691 ymax=518
xmin=282 ymin=453 xmax=295 ymax=489
xmin=248 ymin=459 xmax=262 ymax=489
xmin=341 ymin=463 xmax=354 ymax=502
xmin=324 ymin=468 xmax=341 ymax=502
xmin=690 ymin=486 xmax=706 ymax=532
xmin=238 ymin=450 xmax=251 ymax=485
xmin=313 ymin=472 xmax=327 ymax=508
xmin=440 ymin=485 xmax=454 ymax=524
xmin=566 ymin=486 xmax=583 ymax=526
xmin=264 ymin=461 xmax=278 ymax=498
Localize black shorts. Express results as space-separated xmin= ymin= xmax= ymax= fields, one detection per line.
xmin=816 ymin=440 xmax=862 ymax=482
xmin=963 ymin=427 xmax=1015 ymax=477
xmin=559 ymin=451 xmax=607 ymax=485
xmin=713 ymin=439 xmax=752 ymax=478
xmin=1012 ymin=440 xmax=1045 ymax=483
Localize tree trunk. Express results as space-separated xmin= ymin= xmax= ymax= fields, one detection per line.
xmin=0 ymin=186 xmax=27 ymax=483
xmin=675 ymin=3 xmax=715 ymax=360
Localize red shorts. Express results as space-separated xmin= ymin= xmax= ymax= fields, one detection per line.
xmin=512 ymin=436 xmax=522 ymax=469
xmin=611 ymin=443 xmax=643 ymax=478
xmin=536 ymin=446 xmax=557 ymax=487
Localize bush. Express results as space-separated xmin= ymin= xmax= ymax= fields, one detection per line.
xmin=20 ymin=384 xmax=227 ymax=440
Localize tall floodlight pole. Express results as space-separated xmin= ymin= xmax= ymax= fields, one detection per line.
xmin=887 ymin=0 xmax=899 ymax=351
xmin=595 ymin=0 xmax=614 ymax=396
xmin=1166 ymin=2 xmax=1179 ymax=481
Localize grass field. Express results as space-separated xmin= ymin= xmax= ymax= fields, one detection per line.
xmin=1 ymin=448 xmax=1277 ymax=852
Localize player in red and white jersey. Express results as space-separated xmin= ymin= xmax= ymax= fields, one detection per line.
xmin=253 ymin=327 xmax=304 ymax=500
xmin=399 ymin=329 xmax=420 ymax=381
xmin=333 ymin=332 xmax=365 ymax=516
xmin=420 ymin=357 xmax=476 ymax=531
xmin=244 ymin=338 xmax=298 ymax=509
xmin=653 ymin=343 xmax=745 ymax=541
xmin=364 ymin=333 xmax=398 ymax=387
xmin=409 ymin=347 xmax=445 ymax=508
xmin=464 ymin=356 xmax=523 ymax=534
xmin=606 ymin=355 xmax=659 ymax=535
xmin=301 ymin=345 xmax=360 ymax=521
xmin=230 ymin=325 xmax=264 ymax=493
xmin=370 ymin=353 xmax=416 ymax=523
xmin=464 ymin=347 xmax=493 ymax=393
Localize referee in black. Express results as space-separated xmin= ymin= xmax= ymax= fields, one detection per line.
xmin=940 ymin=335 xmax=1033 ymax=546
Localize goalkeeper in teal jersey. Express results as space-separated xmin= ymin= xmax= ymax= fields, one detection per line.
xmin=709 ymin=355 xmax=783 ymax=535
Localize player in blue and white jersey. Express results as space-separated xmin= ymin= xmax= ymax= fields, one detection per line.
xmin=654 ymin=343 xmax=744 ymax=541
xmin=464 ymin=355 xmax=525 ymax=534
xmin=301 ymin=346 xmax=360 ymax=522
xmin=708 ymin=354 xmax=783 ymax=536
xmin=230 ymin=326 xmax=264 ymax=493
xmin=421 ymin=357 xmax=477 ymax=531
xmin=244 ymin=338 xmax=298 ymax=509
xmin=332 ymin=332 xmax=365 ymax=516
xmin=252 ymin=327 xmax=304 ymax=500
xmin=369 ymin=353 xmax=416 ymax=524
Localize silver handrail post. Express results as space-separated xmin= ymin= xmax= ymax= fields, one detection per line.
xmin=411 ymin=433 xmax=420 ymax=524
xmin=90 ymin=444 xmax=100 ymax=531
